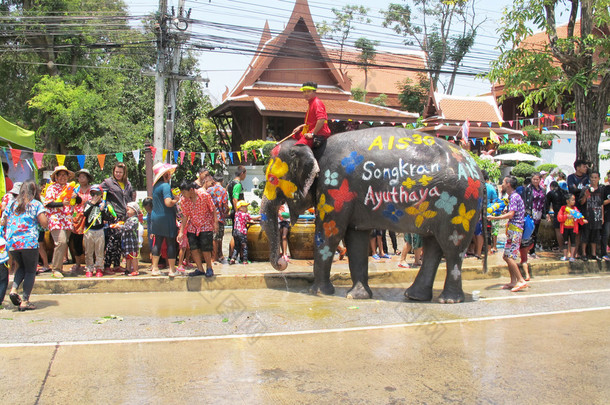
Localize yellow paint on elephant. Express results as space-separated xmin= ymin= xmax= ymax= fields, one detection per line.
xmin=317 ymin=194 xmax=334 ymax=221
xmin=419 ymin=174 xmax=433 ymax=186
xmin=405 ymin=201 xmax=437 ymax=228
xmin=264 ymin=157 xmax=297 ymax=201
xmin=451 ymin=203 xmax=476 ymax=232
xmin=402 ymin=177 xmax=417 ymax=189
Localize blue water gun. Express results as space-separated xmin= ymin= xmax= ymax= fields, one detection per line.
xmin=487 ymin=198 xmax=507 ymax=216
xmin=565 ymin=207 xmax=584 ymax=221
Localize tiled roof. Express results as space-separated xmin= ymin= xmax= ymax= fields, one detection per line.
xmin=426 ymin=93 xmax=502 ymax=122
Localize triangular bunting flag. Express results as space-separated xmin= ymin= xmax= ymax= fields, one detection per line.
xmin=483 ymin=137 xmax=488 ymax=144
xmin=56 ymin=154 xmax=66 ymax=166
xmin=10 ymin=149 xmax=21 ymax=167
xmin=557 ymin=139 xmax=561 ymax=144
xmin=33 ymin=152 xmax=44 ymax=169
xmin=568 ymin=139 xmax=572 ymax=143
xmin=252 ymin=149 xmax=257 ymax=161
xmin=220 ymin=152 xmax=226 ymax=164
xmin=77 ymin=155 xmax=86 ymax=169
xmin=237 ymin=151 xmax=242 ymax=163
xmin=259 ymin=148 xmax=264 ymax=159
xmin=150 ymin=146 xmax=157 ymax=159
xmin=200 ymin=152 xmax=205 ymax=165
xmin=162 ymin=149 xmax=168 ymax=162
xmin=190 ymin=152 xmax=195 ymax=165
xmin=229 ymin=152 xmax=234 ymax=164
xmin=179 ymin=150 xmax=185 ymax=165
xmin=243 ymin=151 xmax=248 ymax=163
xmin=548 ymin=140 xmax=552 ymax=146
xmin=210 ymin=153 xmax=215 ymax=164
xmin=487 ymin=122 xmax=492 ymax=127
xmin=132 ymin=150 xmax=140 ymax=164
xmin=519 ymin=120 xmax=524 ymax=126
xmin=173 ymin=150 xmax=179 ymax=164
xmin=115 ymin=152 xmax=123 ymax=163
xmin=477 ymin=122 xmax=481 ymax=127
xmin=508 ymin=120 xmax=513 ymax=127
xmin=97 ymin=154 xmax=106 ymax=170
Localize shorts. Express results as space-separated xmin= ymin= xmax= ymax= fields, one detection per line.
xmin=562 ymin=227 xmax=576 ymax=245
xmin=552 ymin=216 xmax=560 ymax=229
xmin=504 ymin=228 xmax=522 ymax=260
xmin=579 ymin=224 xmax=601 ymax=245
xmin=279 ymin=220 xmax=290 ymax=230
xmin=187 ymin=231 xmax=213 ymax=252
xmin=404 ymin=233 xmax=422 ymax=249
xmin=125 ymin=251 xmax=138 ymax=260
xmin=213 ymin=222 xmax=225 ymax=241
xmin=370 ymin=229 xmax=383 ymax=238
xmin=519 ymin=242 xmax=534 ymax=263
xmin=38 ymin=231 xmax=45 ymax=242
xmin=474 ymin=221 xmax=483 ymax=236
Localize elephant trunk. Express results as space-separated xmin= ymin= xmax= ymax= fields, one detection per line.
xmin=261 ymin=196 xmax=288 ymax=271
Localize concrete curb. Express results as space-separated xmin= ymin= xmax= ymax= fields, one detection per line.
xmin=30 ymin=260 xmax=610 ymax=295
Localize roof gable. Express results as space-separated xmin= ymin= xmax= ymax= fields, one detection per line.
xmin=424 ymin=92 xmax=503 ymax=123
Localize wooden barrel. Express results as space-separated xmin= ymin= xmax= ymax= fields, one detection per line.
xmin=287 ymin=217 xmax=315 ymax=260
xmin=247 ymin=223 xmax=271 ymax=262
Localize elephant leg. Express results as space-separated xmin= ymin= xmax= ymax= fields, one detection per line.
xmin=438 ymin=251 xmax=465 ymax=304
xmin=309 ymin=228 xmax=337 ymax=297
xmin=345 ymin=228 xmax=372 ymax=299
xmin=405 ymin=235 xmax=442 ymax=301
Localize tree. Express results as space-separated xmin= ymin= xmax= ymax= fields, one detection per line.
xmin=381 ymin=0 xmax=482 ymax=93
xmin=354 ymin=37 xmax=379 ymax=100
xmin=397 ymin=73 xmax=430 ymax=113
xmin=487 ymin=0 xmax=610 ymax=170
xmin=316 ymin=4 xmax=371 ymax=73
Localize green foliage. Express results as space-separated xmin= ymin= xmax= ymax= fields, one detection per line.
xmin=351 ymin=87 xmax=366 ymax=102
xmin=521 ymin=126 xmax=556 ymax=149
xmin=511 ymin=162 xmax=538 ymax=178
xmin=469 ymin=151 xmax=501 ymax=183
xmin=241 ymin=140 xmax=276 ymax=164
xmin=397 ymin=74 xmax=430 ymax=114
xmin=370 ymin=94 xmax=388 ymax=107
xmin=497 ymin=143 xmax=541 ymax=157
xmin=536 ymin=163 xmax=557 ymax=173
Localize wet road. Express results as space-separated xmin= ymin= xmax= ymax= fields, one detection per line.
xmin=1 ymin=274 xmax=610 ymax=404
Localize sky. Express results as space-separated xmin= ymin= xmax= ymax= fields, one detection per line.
xmin=127 ymin=0 xmax=516 ymax=104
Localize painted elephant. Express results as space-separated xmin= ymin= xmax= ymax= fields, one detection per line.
xmin=260 ymin=127 xmax=485 ymax=303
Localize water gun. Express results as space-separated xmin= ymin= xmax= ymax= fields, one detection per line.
xmin=56 ymin=181 xmax=77 ymax=202
xmin=172 ymin=187 xmax=180 ymax=197
xmin=565 ymin=207 xmax=584 ymax=220
xmin=70 ymin=185 xmax=80 ymax=206
xmin=102 ymin=191 xmax=117 ymax=218
xmin=487 ymin=198 xmax=507 ymax=216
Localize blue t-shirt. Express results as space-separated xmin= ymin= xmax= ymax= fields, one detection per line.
xmin=486 ymin=182 xmax=498 ymax=203
xmin=150 ymin=181 xmax=177 ymax=237
xmin=1 ymin=199 xmax=46 ymax=251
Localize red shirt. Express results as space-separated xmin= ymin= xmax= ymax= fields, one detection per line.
xmin=179 ymin=188 xmax=218 ymax=234
xmin=43 ymin=182 xmax=74 ymax=231
xmin=305 ymin=96 xmax=330 ymax=137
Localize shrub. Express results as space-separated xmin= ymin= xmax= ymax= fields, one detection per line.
xmin=241 ymin=140 xmax=276 ymax=164
xmin=511 ymin=162 xmax=538 ymax=178
xmin=497 ymin=143 xmax=541 ymax=157
xmin=522 ymin=125 xmax=556 ymax=149
xmin=469 ymin=151 xmax=501 ymax=183
xmin=536 ymin=163 xmax=557 ymax=173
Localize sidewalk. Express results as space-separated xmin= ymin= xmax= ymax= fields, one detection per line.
xmin=29 ymin=247 xmax=610 ymax=295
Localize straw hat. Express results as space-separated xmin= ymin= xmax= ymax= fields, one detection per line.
xmin=127 ymin=201 xmax=141 ymax=216
xmin=75 ymin=168 xmax=93 ymax=182
xmin=236 ymin=200 xmax=249 ymax=209
xmin=152 ymin=162 xmax=177 ymax=185
xmin=50 ymin=165 xmax=75 ymax=182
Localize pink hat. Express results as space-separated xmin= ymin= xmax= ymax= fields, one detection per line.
xmin=152 ymin=163 xmax=177 ymax=185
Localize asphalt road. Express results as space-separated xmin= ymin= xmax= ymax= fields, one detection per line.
xmin=1 ymin=273 xmax=609 ymax=404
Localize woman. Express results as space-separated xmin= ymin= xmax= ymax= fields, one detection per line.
xmin=3 ymin=181 xmax=48 ymax=311
xmin=69 ymin=168 xmax=93 ymax=274
xmin=523 ymin=173 xmax=546 ymax=259
xmin=43 ymin=165 xmax=75 ymax=278
xmin=150 ymin=162 xmax=179 ymax=276
xmin=101 ymin=162 xmax=135 ymax=273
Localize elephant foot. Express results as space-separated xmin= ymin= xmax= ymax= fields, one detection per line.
xmin=310 ymin=281 xmax=335 ymax=296
xmin=275 ymin=256 xmax=288 ymax=271
xmin=438 ymin=290 xmax=465 ymax=304
xmin=346 ymin=281 xmax=372 ymax=300
xmin=404 ymin=286 xmax=432 ymax=302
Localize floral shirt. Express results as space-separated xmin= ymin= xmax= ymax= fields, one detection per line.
xmin=43 ymin=182 xmax=74 ymax=231
xmin=1 ymin=199 xmax=46 ymax=251
xmin=207 ymin=183 xmax=229 ymax=223
xmin=531 ymin=186 xmax=546 ymax=224
xmin=508 ymin=191 xmax=525 ymax=230
xmin=179 ymin=188 xmax=218 ymax=234
xmin=234 ymin=210 xmax=251 ymax=234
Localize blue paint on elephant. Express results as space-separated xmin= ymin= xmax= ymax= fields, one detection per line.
xmin=382 ymin=204 xmax=405 ymax=223
xmin=341 ymin=151 xmax=364 ymax=174
xmin=324 ymin=169 xmax=339 ymax=186
xmin=260 ymin=212 xmax=268 ymax=222
xmin=315 ymin=231 xmax=324 ymax=248
xmin=319 ymin=246 xmax=333 ymax=260
xmin=435 ymin=192 xmax=458 ymax=214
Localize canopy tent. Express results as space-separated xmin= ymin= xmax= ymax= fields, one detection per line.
xmin=494 ymin=152 xmax=542 ymax=162
xmin=0 ymin=114 xmax=35 ymax=150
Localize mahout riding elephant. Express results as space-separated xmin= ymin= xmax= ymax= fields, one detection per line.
xmin=260 ymin=127 xmax=485 ymax=303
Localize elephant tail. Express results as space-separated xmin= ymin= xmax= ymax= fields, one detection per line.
xmin=482 ymin=189 xmax=488 ymax=274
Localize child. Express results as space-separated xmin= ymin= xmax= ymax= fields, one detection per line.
xmin=557 ymin=193 xmax=587 ymax=262
xmin=399 ymin=233 xmax=422 ymax=268
xmin=121 ymin=202 xmax=142 ymax=276
xmin=278 ymin=203 xmax=291 ymax=262
xmin=230 ymin=200 xmax=255 ymax=264
xmin=83 ymin=185 xmax=106 ymax=277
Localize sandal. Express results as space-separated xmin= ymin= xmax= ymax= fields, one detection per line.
xmin=18 ymin=302 xmax=36 ymax=311
xmin=9 ymin=292 xmax=21 ymax=306
xmin=511 ymin=282 xmax=529 ymax=292
xmin=501 ymin=283 xmax=515 ymax=290
xmin=52 ymin=271 xmax=64 ymax=278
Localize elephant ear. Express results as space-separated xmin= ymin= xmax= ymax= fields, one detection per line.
xmin=288 ymin=144 xmax=319 ymax=200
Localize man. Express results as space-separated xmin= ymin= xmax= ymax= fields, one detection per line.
xmin=226 ymin=166 xmax=246 ymax=256
xmin=545 ymin=181 xmax=568 ymax=252
xmin=291 ymin=81 xmax=331 ymax=157
xmin=483 ymin=171 xmax=499 ymax=254
xmin=178 ymin=182 xmax=219 ymax=277
xmin=579 ymin=171 xmax=603 ymax=261
xmin=207 ymin=173 xmax=229 ymax=263
xmin=194 ymin=167 xmax=210 ymax=189
xmin=487 ymin=176 xmax=528 ymax=292
xmin=567 ymin=160 xmax=589 ymax=257
xmin=602 ymin=171 xmax=610 ymax=260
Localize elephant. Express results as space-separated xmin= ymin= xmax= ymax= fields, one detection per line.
xmin=260 ymin=127 xmax=486 ymax=303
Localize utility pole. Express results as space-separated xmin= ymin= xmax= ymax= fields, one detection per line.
xmin=153 ymin=0 xmax=168 ymax=164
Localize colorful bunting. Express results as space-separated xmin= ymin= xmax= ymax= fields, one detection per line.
xmin=33 ymin=152 xmax=44 ymax=169
xmin=56 ymin=154 xmax=66 ymax=166
xmin=77 ymin=155 xmax=86 ymax=169
xmin=132 ymin=150 xmax=140 ymax=164
xmin=97 ymin=154 xmax=106 ymax=170
xmin=115 ymin=152 xmax=123 ymax=163
xmin=10 ymin=149 xmax=21 ymax=167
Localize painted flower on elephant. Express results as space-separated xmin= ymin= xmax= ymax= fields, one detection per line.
xmin=323 ymin=220 xmax=338 ymax=237
xmin=451 ymin=203 xmax=476 ymax=231
xmin=341 ymin=151 xmax=364 ymax=174
xmin=402 ymin=177 xmax=417 ymax=189
xmin=464 ymin=178 xmax=481 ymax=199
xmin=383 ymin=204 xmax=405 ymax=223
xmin=315 ymin=231 xmax=324 ymax=248
xmin=317 ymin=194 xmax=334 ymax=221
xmin=319 ymin=246 xmax=333 ymax=261
xmin=435 ymin=192 xmax=458 ymax=214
xmin=264 ymin=157 xmax=298 ymax=201
xmin=419 ymin=174 xmax=433 ymax=186
xmin=324 ymin=169 xmax=339 ymax=187
xmin=405 ymin=201 xmax=437 ymax=228
xmin=448 ymin=230 xmax=465 ymax=246
xmin=328 ymin=179 xmax=357 ymax=212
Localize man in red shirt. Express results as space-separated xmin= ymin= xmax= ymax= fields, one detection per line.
xmin=178 ymin=182 xmax=219 ymax=277
xmin=291 ymin=81 xmax=331 ymax=152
